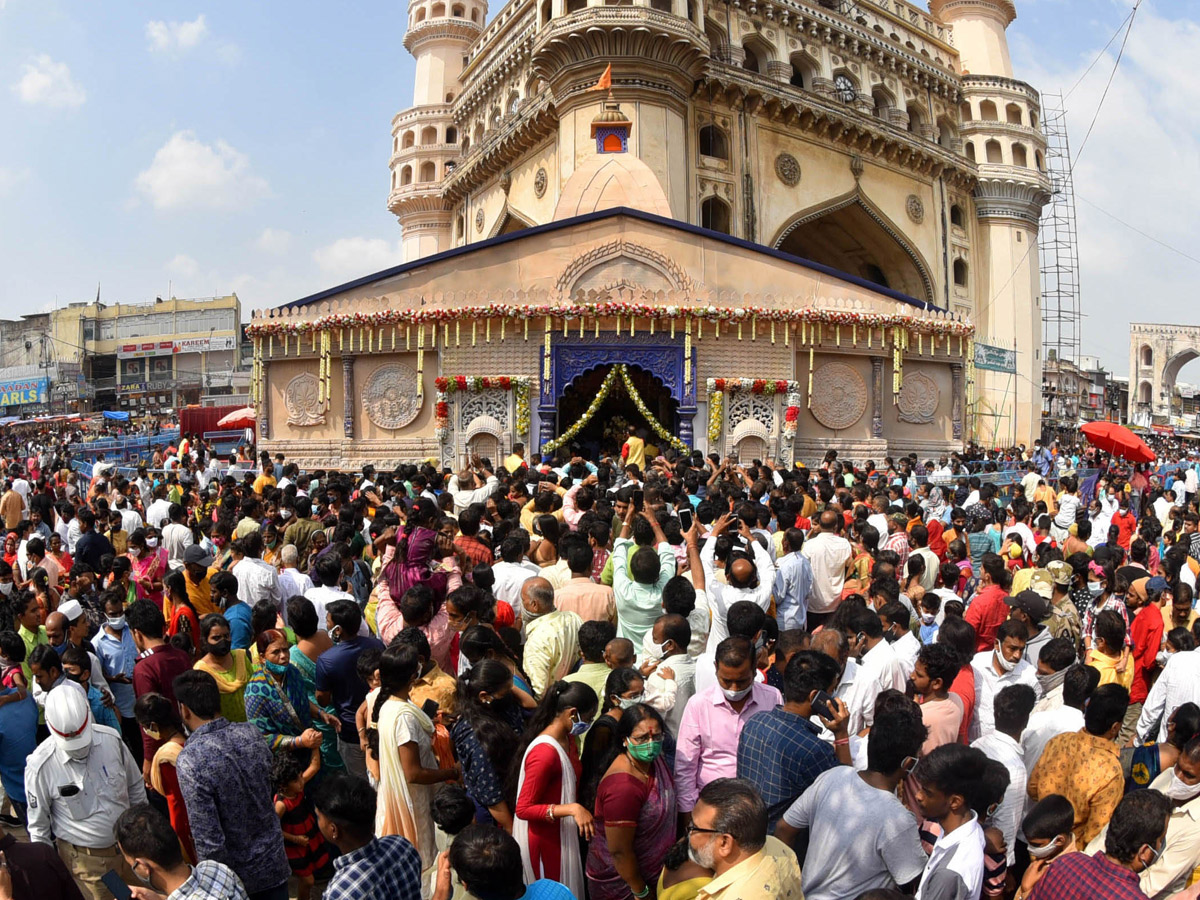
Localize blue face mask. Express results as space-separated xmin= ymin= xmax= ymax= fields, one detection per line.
xmin=263 ymin=659 xmax=289 ymax=677
xmin=569 ymin=712 xmax=590 ymax=737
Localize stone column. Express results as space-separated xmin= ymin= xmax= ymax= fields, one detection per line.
xmin=342 ymin=356 xmax=355 ymax=439
xmin=678 ymin=407 xmax=696 ymax=449
xmin=951 ymin=363 xmax=965 ymax=440
xmin=257 ymin=362 xmax=270 ymax=440
xmin=537 ymin=407 xmax=556 ymax=453
xmin=870 ymin=356 xmax=884 ymax=438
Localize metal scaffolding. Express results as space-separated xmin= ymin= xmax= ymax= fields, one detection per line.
xmin=1038 ymin=91 xmax=1083 ymax=438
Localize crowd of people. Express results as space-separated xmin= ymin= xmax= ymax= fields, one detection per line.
xmin=1 ymin=424 xmax=1200 ymax=900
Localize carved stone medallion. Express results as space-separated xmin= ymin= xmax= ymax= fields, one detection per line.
xmin=897 ymin=370 xmax=940 ymax=424
xmin=809 ymin=362 xmax=867 ymax=431
xmin=906 ymin=194 xmax=925 ymax=224
xmin=534 ymin=167 xmax=547 ymax=198
xmin=774 ymin=153 xmax=801 ymax=187
xmin=475 ymin=208 xmax=485 ymax=232
xmin=283 ymin=373 xmax=324 ymax=427
xmin=362 ymin=364 xmax=422 ymax=430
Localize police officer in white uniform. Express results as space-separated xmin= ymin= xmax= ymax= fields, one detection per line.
xmin=25 ymin=682 xmax=146 ymax=900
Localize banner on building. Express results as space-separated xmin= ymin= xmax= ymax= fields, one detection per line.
xmin=174 ymin=336 xmax=237 ymax=353
xmin=973 ymin=343 xmax=1017 ymax=374
xmin=0 ymin=377 xmax=48 ymax=407
xmin=117 ymin=341 xmax=174 ymax=360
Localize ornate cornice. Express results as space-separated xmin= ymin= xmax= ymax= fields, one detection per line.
xmin=929 ymin=0 xmax=1016 ymax=27
xmin=442 ymin=93 xmax=559 ymax=201
xmin=388 ymin=186 xmax=454 ymax=218
xmin=972 ymin=166 xmax=1050 ymax=226
xmin=403 ymin=17 xmax=483 ymax=53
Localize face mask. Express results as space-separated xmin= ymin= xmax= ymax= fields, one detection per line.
xmin=1164 ymin=770 xmax=1200 ymax=803
xmin=208 ymin=638 xmax=232 ymax=658
xmin=281 ymin=509 xmax=293 ymax=520
xmin=1158 ymin=650 xmax=1172 ymax=667
xmin=520 ymin=605 xmax=543 ymax=627
xmin=1037 ymin=668 xmax=1067 ymax=695
xmin=901 ymin=756 xmax=919 ymax=775
xmin=1027 ymin=836 xmax=1065 ymax=860
xmin=626 ymin=737 xmax=664 ymax=763
xmin=107 ymin=616 xmax=126 ymax=631
xmin=146 ymin=538 xmax=159 ymax=548
xmin=569 ymin=713 xmax=590 ymax=737
xmin=142 ymin=724 xmax=161 ymax=742
xmin=64 ymin=744 xmax=90 ymax=762
xmin=618 ymin=694 xmax=644 ymax=709
xmin=921 ymin=613 xmax=936 ymax=626
xmin=1143 ymin=839 xmax=1165 ymax=870
xmin=132 ymin=862 xmax=154 ymax=887
xmin=995 ymin=647 xmax=1016 ymax=673
xmin=263 ymin=659 xmax=289 ymax=677
xmin=213 ymin=537 xmax=227 ymax=548
xmin=1088 ymin=582 xmax=1104 ymax=598
xmin=722 ymin=685 xmax=752 ymax=703
xmin=641 ymin=632 xmax=667 ymax=662
xmin=330 ymin=627 xmax=342 ymax=645
xmin=0 ymin=582 xmax=11 ymax=597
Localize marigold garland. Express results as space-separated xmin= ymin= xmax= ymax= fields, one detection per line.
xmin=706 ymin=379 xmax=803 ymax=448
xmin=433 ymin=376 xmax=532 ymax=444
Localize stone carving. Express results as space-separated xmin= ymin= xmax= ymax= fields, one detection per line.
xmin=774 ymin=153 xmax=801 ymax=187
xmin=534 ymin=167 xmax=547 ymax=198
xmin=362 ymin=364 xmax=422 ymax=430
xmin=809 ymin=362 xmax=867 ymax=431
xmin=906 ymin=194 xmax=925 ymax=224
xmin=460 ymin=390 xmax=510 ymax=432
xmin=727 ymin=391 xmax=776 ymax=433
xmin=284 ymin=373 xmax=324 ymax=427
xmin=897 ymin=370 xmax=939 ymax=424
xmin=475 ymin=208 xmax=485 ymax=232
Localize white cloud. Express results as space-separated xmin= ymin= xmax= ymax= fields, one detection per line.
xmin=146 ymin=15 xmax=209 ymax=53
xmin=313 ymin=236 xmax=404 ymax=283
xmin=11 ymin=55 xmax=85 ymax=108
xmin=133 ymin=131 xmax=269 ymax=211
xmin=256 ymin=228 xmax=293 ymax=255
xmin=166 ymin=254 xmax=200 ymax=277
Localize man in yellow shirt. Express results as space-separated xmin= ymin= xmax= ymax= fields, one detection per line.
xmin=622 ymin=426 xmax=646 ymax=472
xmin=502 ymin=442 xmax=526 ymax=473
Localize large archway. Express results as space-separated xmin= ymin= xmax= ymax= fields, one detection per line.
xmin=1129 ymin=324 xmax=1200 ymax=423
xmin=772 ymin=196 xmax=934 ymax=302
xmin=557 ymin=364 xmax=678 ymax=458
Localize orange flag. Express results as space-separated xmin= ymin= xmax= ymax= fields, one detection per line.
xmin=587 ymin=63 xmax=612 ymax=92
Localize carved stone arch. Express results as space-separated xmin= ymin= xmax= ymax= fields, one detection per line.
xmin=555 ymin=240 xmax=695 ymax=299
xmin=770 ymin=189 xmax=937 ymax=303
xmin=487 ymin=204 xmax=536 ymax=239
xmin=463 ymin=414 xmax=505 ymax=460
xmin=728 ymin=418 xmax=771 ymax=459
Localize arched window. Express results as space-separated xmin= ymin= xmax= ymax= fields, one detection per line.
xmin=393 ymin=136 xmax=399 ymax=153
xmin=937 ymin=117 xmax=958 ymax=149
xmin=953 ymin=259 xmax=968 ymax=287
xmin=508 ymin=93 xmax=520 ymax=116
xmin=402 ymin=130 xmax=416 ymax=148
xmin=540 ymin=0 xmax=551 ymax=24
xmin=420 ymin=126 xmax=438 ymax=145
xmin=687 ymin=0 xmax=696 ymax=23
xmin=834 ymin=73 xmax=858 ymax=104
xmin=431 ymin=2 xmax=446 ymax=15
xmin=979 ymin=100 xmax=998 ymax=121
xmin=445 ymin=92 xmax=455 ymax=102
xmin=1139 ymin=381 xmax=1153 ymax=404
xmin=456 ymin=216 xmax=465 ymax=238
xmin=1006 ymin=103 xmax=1023 ymax=125
xmin=401 ymin=165 xmax=413 ymax=186
xmin=415 ymin=7 xmax=427 ymax=21
xmin=419 ymin=161 xmax=436 ymax=182
xmin=906 ymin=103 xmax=924 ymax=134
xmin=965 ymin=141 xmax=976 ymax=162
xmin=959 ymin=102 xmax=972 ymax=121
xmin=452 ymin=3 xmax=465 ymax=14
xmin=701 ymin=197 xmax=732 ymax=234
xmin=742 ymin=44 xmax=761 ymax=74
xmin=699 ymin=125 xmax=729 ymax=160
xmin=705 ymin=20 xmax=729 ymax=62
xmin=471 ymin=7 xmax=479 ymax=20
xmin=985 ymin=140 xmax=1003 ymax=164
xmin=1141 ymin=345 xmax=1153 ymax=367
xmin=1030 ymin=111 xmax=1039 ymax=129
xmin=650 ymin=0 xmax=672 ymax=11
xmin=950 ymin=204 xmax=964 ymax=227
xmin=872 ymin=86 xmax=895 ymax=120
xmin=1035 ymin=151 xmax=1045 ymax=172
xmin=445 ymin=126 xmax=458 ymax=144
xmin=1012 ymin=143 xmax=1028 ymax=167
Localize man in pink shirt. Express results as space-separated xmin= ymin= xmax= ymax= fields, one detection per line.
xmin=561 ymin=474 xmax=599 ymax=532
xmin=675 ymin=636 xmax=782 ymax=817
xmin=964 ymin=553 xmax=1011 ymax=653
xmin=554 ymin=543 xmax=616 ymax=624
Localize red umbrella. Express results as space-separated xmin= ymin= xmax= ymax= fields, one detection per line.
xmin=216 ymin=406 xmax=256 ymax=429
xmin=1080 ymin=421 xmax=1156 ymax=464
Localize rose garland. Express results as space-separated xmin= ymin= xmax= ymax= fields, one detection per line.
xmin=706 ymin=379 xmax=803 ymax=446
xmin=248 ymin=302 xmax=976 ymax=339
xmin=433 ymin=375 xmax=533 ymax=444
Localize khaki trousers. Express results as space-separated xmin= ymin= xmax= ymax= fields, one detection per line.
xmin=56 ymin=839 xmax=135 ymax=900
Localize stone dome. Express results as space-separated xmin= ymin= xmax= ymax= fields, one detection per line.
xmin=553 ymin=152 xmax=673 ymax=221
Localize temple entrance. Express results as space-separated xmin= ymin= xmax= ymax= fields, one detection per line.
xmin=557 ymin=365 xmax=678 ymax=458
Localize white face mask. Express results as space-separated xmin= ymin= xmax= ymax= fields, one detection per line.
xmin=641 ymin=631 xmax=668 ymax=662
xmin=618 ymin=694 xmax=644 ymax=709
xmin=1164 ymin=769 xmax=1200 ymax=803
xmin=146 ymin=537 xmax=158 ymax=548
xmin=281 ymin=509 xmax=293 ymax=520
xmin=0 ymin=582 xmax=12 ymax=596
xmin=129 ymin=547 xmax=140 ymax=558
xmin=721 ymin=685 xmax=752 ymax=703
xmin=1026 ymin=836 xmax=1067 ymax=860
xmin=920 ymin=612 xmax=936 ymax=625
xmin=994 ymin=646 xmax=1017 ymax=673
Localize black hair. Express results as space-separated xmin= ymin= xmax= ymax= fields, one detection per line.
xmin=28 ymin=642 xmax=60 ymax=675
xmin=115 ymin=804 xmax=184 ymax=869
xmin=577 ymin=620 xmax=616 ymax=662
xmin=133 ymin=692 xmax=184 ymax=733
xmin=1021 ymin=794 xmax=1076 ymax=842
xmin=1170 ymin=702 xmax=1200 ymax=748
xmin=327 ymin=598 xmax=363 ymax=635
xmin=456 ymin=660 xmax=520 ymax=787
xmin=992 ymin=683 xmax=1036 ymax=736
xmin=1104 ymin=790 xmax=1171 ymax=864
xmin=508 ymin=681 xmax=598 ymax=800
xmin=0 ymin=631 xmax=24 ymax=664
xmin=865 ymin=690 xmax=927 ymax=774
xmin=915 ymin=743 xmax=990 ymax=808
xmin=696 ymin=778 xmax=767 ymax=853
xmin=1084 ymin=682 xmax=1129 ymax=736
xmin=1063 ymin=663 xmax=1101 ymax=709
xmin=372 ymin=643 xmax=422 ymax=725
xmin=173 ymin=669 xmax=222 ymax=719
xmin=270 ymin=749 xmax=306 ymax=793
xmin=1039 ymin=637 xmax=1076 ymax=673
xmin=726 ymin=601 xmax=766 ymax=641
xmin=431 ymin=784 xmax=476 ymax=836
xmin=781 ymin=650 xmax=839 ymax=706
xmin=587 ymin=703 xmax=666 ymax=806
xmin=287 ymin=596 xmax=319 ymax=638
xmin=916 ymin=643 xmax=959 ymax=689
xmin=600 ymin=667 xmax=643 ymax=713
xmin=310 ymin=774 xmax=378 ymax=843
xmin=448 ymin=824 xmax=525 ymax=900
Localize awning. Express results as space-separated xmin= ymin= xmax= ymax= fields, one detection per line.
xmin=102 ymin=411 xmax=131 ymax=422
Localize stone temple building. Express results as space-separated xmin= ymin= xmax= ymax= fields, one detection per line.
xmin=250 ymin=0 xmax=1049 ymax=470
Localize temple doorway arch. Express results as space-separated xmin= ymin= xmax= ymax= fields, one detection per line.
xmin=771 ymin=193 xmax=935 ymax=303
xmin=557 ymin=365 xmax=679 ymax=457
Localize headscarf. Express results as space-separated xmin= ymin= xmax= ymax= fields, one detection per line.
xmin=925 ymin=487 xmax=948 ymax=524
xmin=384 ymin=496 xmax=449 ymax=603
xmin=927 ymin=518 xmax=948 ymax=561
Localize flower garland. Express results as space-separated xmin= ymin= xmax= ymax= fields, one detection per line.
xmin=541 ymin=366 xmax=623 ymax=453
xmin=706 ymin=378 xmax=803 ymax=446
xmin=433 ymin=375 xmax=532 ymax=444
xmin=617 ymin=365 xmax=688 ymax=454
xmin=248 ymin=302 xmax=975 ymax=339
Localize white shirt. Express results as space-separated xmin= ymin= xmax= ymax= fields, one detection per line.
xmin=700 ymin=537 xmax=775 ymax=652
xmin=446 ymin=474 xmax=499 ymax=514
xmin=1021 ymin=705 xmax=1084 ymax=777
xmin=845 ymin=639 xmax=908 ymax=735
xmin=119 ymin=508 xmax=144 ymax=535
xmin=971 ymin=730 xmax=1026 ymax=865
xmin=891 ymin=630 xmax=921 ymax=678
xmin=1138 ymin=647 xmax=1200 ymax=742
xmin=915 ymin=812 xmax=985 ymax=900
xmin=278 ymin=568 xmax=315 ymax=614
xmin=304 ymin=586 xmax=370 ymax=636
xmin=146 ymin=498 xmax=173 ymax=530
xmin=25 ymin=713 xmax=146 ymax=847
xmin=801 ymin=531 xmax=853 ymax=615
xmin=66 ymin=518 xmax=82 ymax=554
xmin=969 ymin=650 xmax=1039 ymax=741
xmin=162 ymin=522 xmax=193 ymax=572
xmin=491 ymin=560 xmax=537 ymax=615
xmin=232 ymin=557 xmax=283 ymax=613
xmin=867 ymin=513 xmax=889 ymax=539
xmin=645 ymin=652 xmax=695 ymax=738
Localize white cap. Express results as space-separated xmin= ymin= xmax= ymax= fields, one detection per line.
xmin=57 ymin=599 xmax=83 ymax=623
xmin=45 ymin=682 xmax=93 ymax=756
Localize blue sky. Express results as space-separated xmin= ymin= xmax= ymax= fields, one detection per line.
xmin=1 ymin=0 xmax=1195 ymax=378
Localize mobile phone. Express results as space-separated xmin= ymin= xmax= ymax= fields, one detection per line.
xmin=102 ymin=870 xmax=133 ymax=900
xmin=632 ymin=489 xmax=645 ymax=512
xmin=811 ymin=690 xmax=835 ymax=721
xmin=678 ymin=509 xmax=693 ymax=532
xmin=422 ymin=698 xmax=440 ymax=719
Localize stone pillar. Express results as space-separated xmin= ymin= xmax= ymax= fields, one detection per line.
xmin=766 ymin=61 xmax=792 ymax=84
xmin=951 ymin=363 xmax=965 ymax=440
xmin=257 ymin=362 xmax=270 ymax=440
xmin=870 ymin=356 xmax=884 ymax=438
xmin=342 ymin=356 xmax=356 ymax=439
xmin=678 ymin=407 xmax=696 ymax=449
